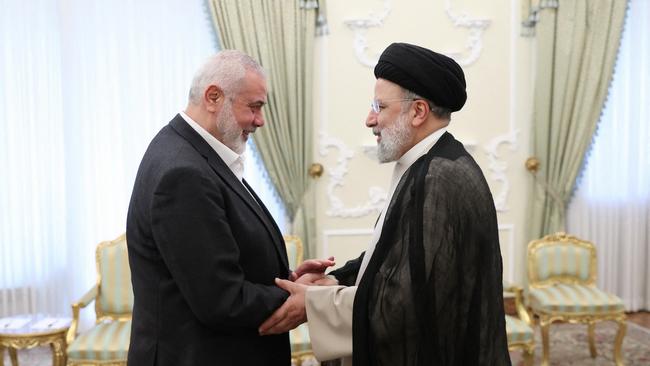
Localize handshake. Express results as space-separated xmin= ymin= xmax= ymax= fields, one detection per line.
xmin=258 ymin=257 xmax=337 ymax=335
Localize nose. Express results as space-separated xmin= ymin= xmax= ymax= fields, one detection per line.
xmin=366 ymin=110 xmax=377 ymax=128
xmin=254 ymin=112 xmax=265 ymax=127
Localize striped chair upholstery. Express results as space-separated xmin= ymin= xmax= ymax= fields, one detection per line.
xmin=66 ymin=321 xmax=131 ymax=362
xmin=530 ymin=283 xmax=625 ymax=314
xmin=530 ymin=240 xmax=593 ymax=283
xmin=96 ymin=239 xmax=134 ymax=317
xmin=283 ymin=235 xmax=314 ymax=364
xmin=505 ymin=315 xmax=534 ymax=344
xmin=503 ymin=282 xmax=534 ymax=366
xmin=527 ymin=232 xmax=626 ymax=366
xmin=67 ymin=234 xmax=133 ymax=366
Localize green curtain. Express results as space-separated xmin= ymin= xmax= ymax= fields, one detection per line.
xmin=528 ymin=0 xmax=627 ymax=240
xmin=208 ymin=0 xmax=323 ymax=257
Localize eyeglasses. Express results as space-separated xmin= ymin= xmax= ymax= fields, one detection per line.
xmin=370 ymin=98 xmax=418 ymax=113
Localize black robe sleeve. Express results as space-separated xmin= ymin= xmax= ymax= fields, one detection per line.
xmin=329 ymin=252 xmax=365 ymax=286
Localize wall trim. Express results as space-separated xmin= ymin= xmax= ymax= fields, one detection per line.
xmin=322 ymin=228 xmax=374 ymax=258
xmin=319 ymin=131 xmax=387 ymax=218
xmin=344 ymin=0 xmax=491 ymax=68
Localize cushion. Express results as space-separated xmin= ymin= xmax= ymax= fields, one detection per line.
xmin=530 ymin=284 xmax=624 ymax=314
xmin=505 ymin=315 xmax=534 ymax=344
xmin=532 ymin=243 xmax=592 ymax=282
xmin=67 ymin=320 xmax=131 ymax=361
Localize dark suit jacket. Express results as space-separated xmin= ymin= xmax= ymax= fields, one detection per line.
xmin=126 ymin=114 xmax=291 ymax=366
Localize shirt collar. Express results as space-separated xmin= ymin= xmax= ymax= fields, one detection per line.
xmin=179 ymin=111 xmax=245 ymax=179
xmin=397 ymin=127 xmax=447 ymax=168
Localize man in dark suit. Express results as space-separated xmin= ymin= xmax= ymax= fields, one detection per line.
xmin=126 ymin=50 xmax=305 ymax=365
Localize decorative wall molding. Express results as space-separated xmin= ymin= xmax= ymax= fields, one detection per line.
xmin=343 ymin=0 xmax=491 ymax=68
xmin=320 ymin=131 xmax=387 ymax=217
xmin=322 ymin=228 xmax=374 ymax=258
xmin=342 ymin=1 xmax=391 ymax=68
xmin=442 ymin=0 xmax=491 ymax=66
xmin=485 ymin=129 xmax=519 ymax=212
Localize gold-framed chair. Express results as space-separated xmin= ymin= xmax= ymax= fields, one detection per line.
xmin=527 ymin=232 xmax=626 ymax=366
xmin=504 ymin=282 xmax=534 ymax=366
xmin=66 ymin=234 xmax=132 ymax=366
xmin=283 ymin=235 xmax=314 ymax=366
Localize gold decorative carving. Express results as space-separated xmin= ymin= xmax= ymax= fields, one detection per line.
xmin=0 ymin=328 xmax=68 ymax=366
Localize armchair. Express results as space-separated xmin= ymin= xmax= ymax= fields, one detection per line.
xmin=66 ymin=234 xmax=132 ymax=366
xmin=527 ymin=232 xmax=626 ymax=366
xmin=284 ymin=235 xmax=313 ymax=366
xmin=503 ymin=282 xmax=534 ymax=366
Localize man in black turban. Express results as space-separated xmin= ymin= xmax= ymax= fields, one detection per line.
xmin=259 ymin=43 xmax=511 ymax=366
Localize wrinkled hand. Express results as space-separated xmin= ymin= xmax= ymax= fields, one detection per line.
xmin=259 ymin=278 xmax=307 ymax=335
xmin=289 ymin=256 xmax=335 ymax=281
xmin=295 ymin=272 xmax=339 ymax=286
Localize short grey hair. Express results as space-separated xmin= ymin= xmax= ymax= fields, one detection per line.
xmin=402 ymin=88 xmax=452 ymax=121
xmin=188 ymin=50 xmax=265 ymax=104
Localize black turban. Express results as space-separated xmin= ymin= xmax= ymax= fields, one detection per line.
xmin=374 ymin=42 xmax=467 ymax=112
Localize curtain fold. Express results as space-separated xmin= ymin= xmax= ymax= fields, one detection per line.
xmin=208 ymin=0 xmax=322 ymax=257
xmin=567 ymin=0 xmax=649 ymax=311
xmin=0 ymin=0 xmax=217 ymax=319
xmin=527 ymin=0 xmax=627 ymax=241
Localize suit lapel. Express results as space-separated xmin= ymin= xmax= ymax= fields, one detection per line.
xmin=243 ymin=179 xmax=289 ymax=269
xmin=169 ymin=115 xmax=288 ymax=271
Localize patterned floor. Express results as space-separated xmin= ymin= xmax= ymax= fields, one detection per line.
xmin=510 ymin=321 xmax=650 ymax=365
xmin=4 ymin=321 xmax=650 ymax=365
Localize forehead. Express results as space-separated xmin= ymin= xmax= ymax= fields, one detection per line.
xmin=237 ymin=70 xmax=267 ymax=101
xmin=374 ymin=78 xmax=403 ymax=98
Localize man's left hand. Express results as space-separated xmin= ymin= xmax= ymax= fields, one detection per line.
xmin=290 ymin=256 xmax=335 ymax=281
xmin=258 ymin=278 xmax=307 ymax=335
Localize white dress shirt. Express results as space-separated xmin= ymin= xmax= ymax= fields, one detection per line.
xmin=179 ymin=111 xmax=246 ymax=182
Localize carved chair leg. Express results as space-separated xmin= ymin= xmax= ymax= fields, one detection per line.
xmin=51 ymin=338 xmax=66 ymax=366
xmin=540 ymin=317 xmax=551 ymax=366
xmin=588 ymin=321 xmax=597 ymax=358
xmin=8 ymin=348 xmax=17 ymax=366
xmin=613 ymin=319 xmax=627 ymax=366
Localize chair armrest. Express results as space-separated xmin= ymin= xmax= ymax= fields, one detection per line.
xmin=66 ymin=285 xmax=98 ymax=345
xmin=503 ymin=283 xmax=532 ymax=325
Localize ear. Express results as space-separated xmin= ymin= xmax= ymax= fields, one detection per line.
xmin=204 ymin=85 xmax=224 ymax=112
xmin=410 ymin=100 xmax=429 ymax=127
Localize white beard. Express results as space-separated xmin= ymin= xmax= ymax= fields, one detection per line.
xmin=217 ymin=101 xmax=246 ymax=154
xmin=376 ymin=111 xmax=413 ymax=163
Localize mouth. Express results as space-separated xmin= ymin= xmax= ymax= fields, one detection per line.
xmin=373 ymin=129 xmax=381 ymax=143
xmin=242 ymin=129 xmax=256 ymax=139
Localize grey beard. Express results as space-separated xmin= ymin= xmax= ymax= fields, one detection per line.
xmin=217 ymin=102 xmax=246 ymax=154
xmin=377 ymin=112 xmax=412 ymax=163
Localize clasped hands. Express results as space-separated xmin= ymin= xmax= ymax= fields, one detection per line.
xmin=258 ymin=257 xmax=338 ymax=335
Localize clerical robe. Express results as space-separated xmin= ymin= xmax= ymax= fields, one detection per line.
xmin=306 ymin=132 xmax=511 ymax=366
